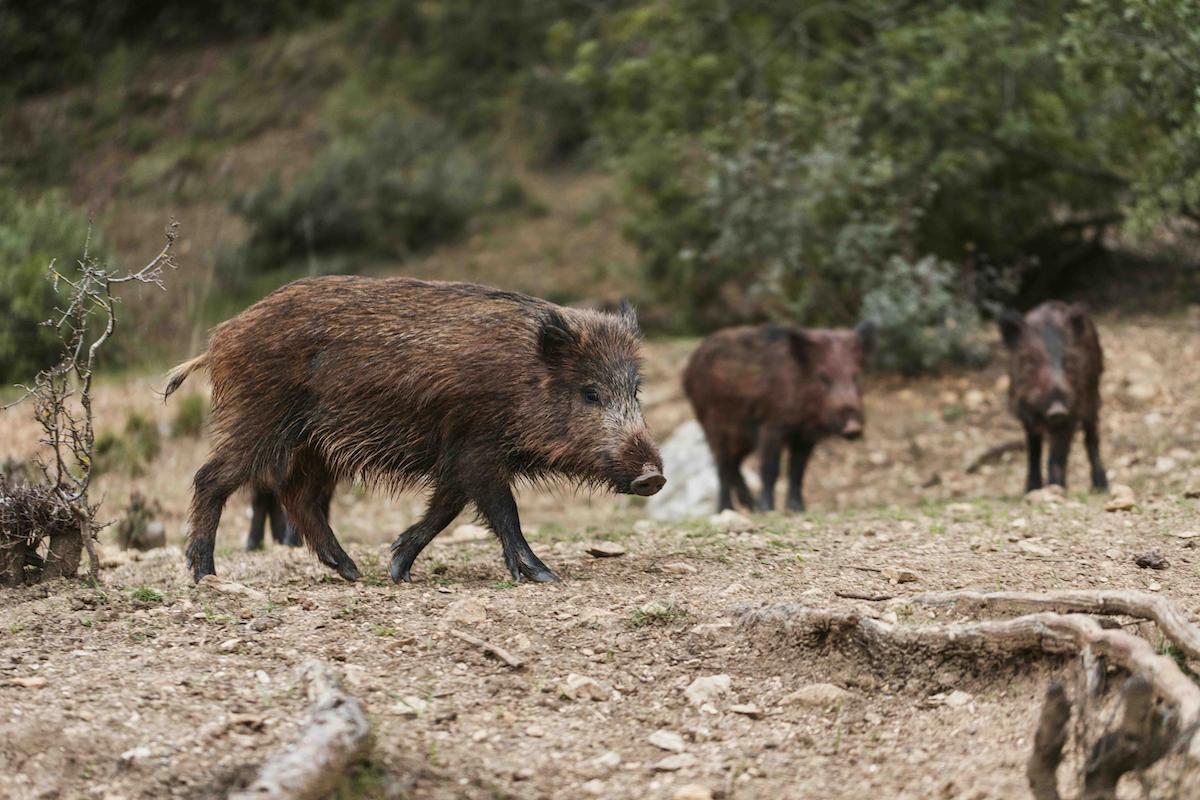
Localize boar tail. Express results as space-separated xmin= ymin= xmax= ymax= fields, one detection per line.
xmin=162 ymin=352 xmax=209 ymax=400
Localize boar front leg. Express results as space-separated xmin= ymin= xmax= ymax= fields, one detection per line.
xmin=757 ymin=428 xmax=785 ymax=511
xmin=473 ymin=484 xmax=558 ymax=583
xmin=1023 ymin=425 xmax=1044 ymax=492
xmin=279 ymin=453 xmax=359 ymax=581
xmin=1046 ymin=428 xmax=1072 ymax=488
xmin=786 ymin=438 xmax=814 ymax=512
xmin=1083 ymin=418 xmax=1108 ymax=491
xmin=389 ymin=483 xmax=467 ymax=583
xmin=246 ymin=489 xmax=272 ymax=551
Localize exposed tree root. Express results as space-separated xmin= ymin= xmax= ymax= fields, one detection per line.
xmin=905 ymin=589 xmax=1200 ymax=662
xmin=229 ymin=661 xmax=370 ymax=800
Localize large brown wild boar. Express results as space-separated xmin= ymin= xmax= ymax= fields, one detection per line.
xmin=164 ymin=276 xmax=664 ymax=584
xmin=683 ymin=322 xmax=874 ymax=513
xmin=999 ymin=301 xmax=1107 ymax=492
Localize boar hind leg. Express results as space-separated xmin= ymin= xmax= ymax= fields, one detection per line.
xmin=279 ymin=456 xmax=358 ymax=581
xmin=786 ymin=438 xmax=813 ymax=513
xmin=187 ymin=456 xmax=247 ymax=582
xmin=246 ymin=489 xmax=272 ymax=551
xmin=474 ymin=485 xmax=558 ymax=583
xmin=389 ymin=484 xmax=467 ymax=583
xmin=278 ymin=490 xmax=320 ymax=548
xmin=1023 ymin=426 xmax=1044 ymax=492
xmin=1083 ymin=419 xmax=1108 ymax=491
xmin=1047 ymin=429 xmax=1072 ymax=489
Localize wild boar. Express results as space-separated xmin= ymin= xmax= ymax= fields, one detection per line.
xmin=999 ymin=301 xmax=1107 ymax=491
xmin=165 ymin=276 xmax=664 ymax=584
xmin=683 ymin=322 xmax=874 ymax=512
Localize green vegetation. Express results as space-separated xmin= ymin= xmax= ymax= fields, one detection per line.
xmin=94 ymin=411 xmax=162 ymax=477
xmin=2 ymin=0 xmax=1199 ymax=373
xmin=129 ymin=586 xmax=164 ymax=603
xmin=169 ymin=394 xmax=209 ymax=438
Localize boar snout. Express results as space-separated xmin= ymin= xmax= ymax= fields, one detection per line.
xmin=630 ymin=464 xmax=666 ymax=496
xmin=1045 ymin=400 xmax=1070 ymax=425
xmin=841 ymin=418 xmax=864 ymax=440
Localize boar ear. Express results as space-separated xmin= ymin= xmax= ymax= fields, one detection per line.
xmin=1066 ymin=302 xmax=1090 ymax=337
xmin=785 ymin=328 xmax=816 ymax=366
xmin=999 ymin=310 xmax=1024 ymax=350
xmin=854 ymin=320 xmax=877 ymax=358
xmin=617 ymin=299 xmax=642 ymax=337
xmin=539 ymin=308 xmax=579 ymax=366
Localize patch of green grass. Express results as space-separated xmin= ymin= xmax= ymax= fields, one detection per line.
xmin=494 ymin=580 xmax=518 ymax=590
xmin=170 ymin=393 xmax=208 ymax=437
xmin=628 ymin=601 xmax=683 ymax=629
xmin=130 ymin=586 xmax=164 ymax=603
xmin=331 ymin=758 xmax=390 ymax=799
xmin=373 ymin=625 xmax=399 ymax=638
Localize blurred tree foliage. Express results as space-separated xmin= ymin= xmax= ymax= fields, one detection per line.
xmin=0 ymin=1 xmax=340 ymax=97
xmin=0 ymin=189 xmax=102 ymax=382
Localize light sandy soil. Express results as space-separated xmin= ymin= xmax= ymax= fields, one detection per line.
xmin=2 ymin=316 xmax=1200 ymax=799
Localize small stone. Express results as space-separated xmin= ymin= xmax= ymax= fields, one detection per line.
xmin=444 ymin=523 xmax=490 ymax=544
xmin=392 ymin=696 xmax=428 ymax=717
xmin=719 ymin=583 xmax=747 ymax=597
xmin=581 ymin=779 xmax=607 ymax=796
xmin=219 ymin=638 xmax=240 ymax=652
xmin=558 ymin=673 xmax=612 ymax=702
xmin=254 ymin=670 xmax=271 ymax=685
xmin=946 ymin=503 xmax=974 ymax=517
xmin=945 ymin=690 xmax=974 ymax=708
xmin=1169 ymin=530 xmax=1200 ymax=539
xmin=445 ymin=598 xmax=487 ymax=625
xmin=1025 ymin=486 xmax=1065 ymax=505
xmin=587 ymin=541 xmax=626 ymax=558
xmin=649 ymin=729 xmax=686 ymax=752
xmin=1134 ymin=551 xmax=1169 ymax=570
xmin=1105 ymin=484 xmax=1137 ymax=512
xmin=120 ymin=745 xmax=152 ymax=765
xmin=709 ymin=509 xmax=756 ymax=533
xmin=868 ymin=450 xmax=889 ymax=466
xmin=963 ymin=389 xmax=986 ymax=410
xmin=673 ymin=784 xmax=714 ymax=800
xmin=198 ymin=575 xmax=267 ymax=603
xmin=1156 ymin=456 xmax=1178 ymax=474
xmin=1125 ymin=381 xmax=1158 ymax=404
xmin=784 ymin=683 xmax=853 ymax=707
xmin=662 ymin=561 xmax=698 ymax=574
xmin=689 ymin=621 xmax=733 ymax=637
xmin=1018 ymin=540 xmax=1053 ymax=557
xmin=590 ymin=750 xmax=621 ymax=774
xmin=525 ymin=724 xmax=545 ymax=738
xmin=8 ymin=676 xmax=47 ymax=688
xmin=653 ymin=753 xmax=698 ymax=772
xmin=881 ymin=566 xmax=919 ymax=584
xmin=685 ymin=674 xmax=731 ymax=706
xmin=729 ymin=703 xmax=761 ymax=718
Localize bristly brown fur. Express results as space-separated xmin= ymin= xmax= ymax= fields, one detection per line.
xmin=1000 ymin=300 xmax=1106 ymax=491
xmin=175 ymin=275 xmax=662 ymax=584
xmin=683 ymin=322 xmax=871 ymax=513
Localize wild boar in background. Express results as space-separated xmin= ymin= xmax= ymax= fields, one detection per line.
xmin=684 ymin=322 xmax=874 ymax=513
xmin=165 ymin=276 xmax=664 ymax=584
xmin=1000 ymin=301 xmax=1107 ymax=492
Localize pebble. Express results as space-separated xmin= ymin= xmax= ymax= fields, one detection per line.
xmin=729 ymin=703 xmax=761 ymax=718
xmin=1017 ymin=540 xmax=1053 ymax=557
xmin=218 ymin=638 xmax=240 ymax=652
xmin=944 ymin=690 xmax=974 ymax=708
xmin=586 ymin=541 xmax=626 ymax=558
xmin=673 ymin=784 xmax=714 ymax=800
xmin=558 ymin=673 xmax=612 ymax=702
xmin=590 ymin=750 xmax=622 ymax=774
xmin=1105 ymin=484 xmax=1137 ymax=512
xmin=719 ymin=583 xmax=748 ymax=597
xmin=444 ymin=598 xmax=487 ymax=625
xmin=882 ymin=566 xmax=919 ymax=584
xmin=648 ymin=729 xmax=686 ymax=753
xmin=1134 ymin=551 xmax=1169 ymax=570
xmin=783 ymin=683 xmax=852 ymax=707
xmin=581 ymin=779 xmax=606 ymax=796
xmin=653 ymin=753 xmax=698 ymax=772
xmin=392 ymin=696 xmax=429 ymax=717
xmin=662 ymin=561 xmax=698 ymax=574
xmin=1025 ymin=486 xmax=1065 ymax=505
xmin=708 ymin=509 xmax=756 ymax=533
xmin=685 ymin=674 xmax=731 ymax=706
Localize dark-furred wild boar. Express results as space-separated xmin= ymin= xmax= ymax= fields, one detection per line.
xmin=244 ymin=489 xmax=331 ymax=551
xmin=164 ymin=276 xmax=664 ymax=584
xmin=683 ymin=322 xmax=875 ymax=513
xmin=999 ymin=301 xmax=1107 ymax=492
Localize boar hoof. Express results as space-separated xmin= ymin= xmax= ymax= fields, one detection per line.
xmin=335 ymin=558 xmax=361 ymax=582
xmin=389 ymin=553 xmax=416 ymax=583
xmin=519 ymin=563 xmax=559 ymax=583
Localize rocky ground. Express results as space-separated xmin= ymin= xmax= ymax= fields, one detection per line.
xmin=2 ymin=315 xmax=1200 ymax=799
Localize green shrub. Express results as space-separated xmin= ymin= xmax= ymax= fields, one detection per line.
xmin=0 ymin=189 xmax=102 ymax=383
xmin=170 ymin=394 xmax=209 ymax=438
xmin=94 ymin=411 xmax=162 ymax=477
xmin=225 ymin=114 xmax=489 ymax=279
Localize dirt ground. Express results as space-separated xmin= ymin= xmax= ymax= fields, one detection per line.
xmin=2 ymin=315 xmax=1200 ymax=799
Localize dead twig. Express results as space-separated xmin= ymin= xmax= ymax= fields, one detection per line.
xmin=448 ymin=628 xmax=525 ymax=669
xmin=229 ymin=660 xmax=370 ymax=800
xmin=966 ymin=440 xmax=1024 ymax=473
xmin=1028 ymin=681 xmax=1071 ymax=800
xmin=834 ymin=590 xmax=894 ymax=601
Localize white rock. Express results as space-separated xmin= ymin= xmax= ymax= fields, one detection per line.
xmin=685 ymin=674 xmax=731 ymax=706
xmin=559 ymin=673 xmax=612 ymax=702
xmin=590 ymin=750 xmax=622 ymax=773
xmin=198 ymin=575 xmax=267 ymax=603
xmin=719 ymin=583 xmax=748 ymax=597
xmin=784 ymin=683 xmax=853 ymax=707
xmin=1017 ymin=540 xmax=1053 ymax=557
xmin=525 ymin=724 xmax=545 ymax=738
xmin=882 ymin=565 xmax=919 ymax=584
xmin=392 ymin=696 xmax=428 ymax=717
xmin=662 ymin=561 xmax=697 ymax=574
xmin=729 ymin=703 xmax=761 ymax=718
xmin=945 ymin=690 xmax=974 ymax=708
xmin=445 ymin=598 xmax=487 ymax=625
xmin=673 ymin=784 xmax=714 ymax=800
xmin=648 ymin=729 xmax=686 ymax=753
xmin=1105 ymin=484 xmax=1137 ymax=512
xmin=963 ymin=389 xmax=986 ymax=410
xmin=709 ymin=509 xmax=757 ymax=534
xmin=218 ymin=638 xmax=241 ymax=652
xmin=645 ymin=421 xmax=759 ymax=520
xmin=653 ymin=753 xmax=698 ymax=772
xmin=120 ymin=745 xmax=152 ymax=765
xmin=581 ymin=779 xmax=607 ymax=796
xmin=1025 ymin=486 xmax=1065 ymax=505
xmin=586 ymin=541 xmax=626 ymax=558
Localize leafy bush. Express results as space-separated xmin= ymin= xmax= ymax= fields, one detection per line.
xmin=0 ymin=190 xmax=101 ymax=382
xmin=94 ymin=412 xmax=162 ymax=477
xmin=226 ymin=114 xmax=490 ymax=279
xmin=170 ymin=394 xmax=209 ymax=438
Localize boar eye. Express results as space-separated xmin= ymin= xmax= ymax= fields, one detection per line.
xmin=818 ymin=374 xmax=833 ymax=390
xmin=581 ymin=385 xmax=603 ymax=406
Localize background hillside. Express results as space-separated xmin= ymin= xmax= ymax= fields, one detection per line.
xmin=3 ymin=0 xmax=1200 ymax=383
